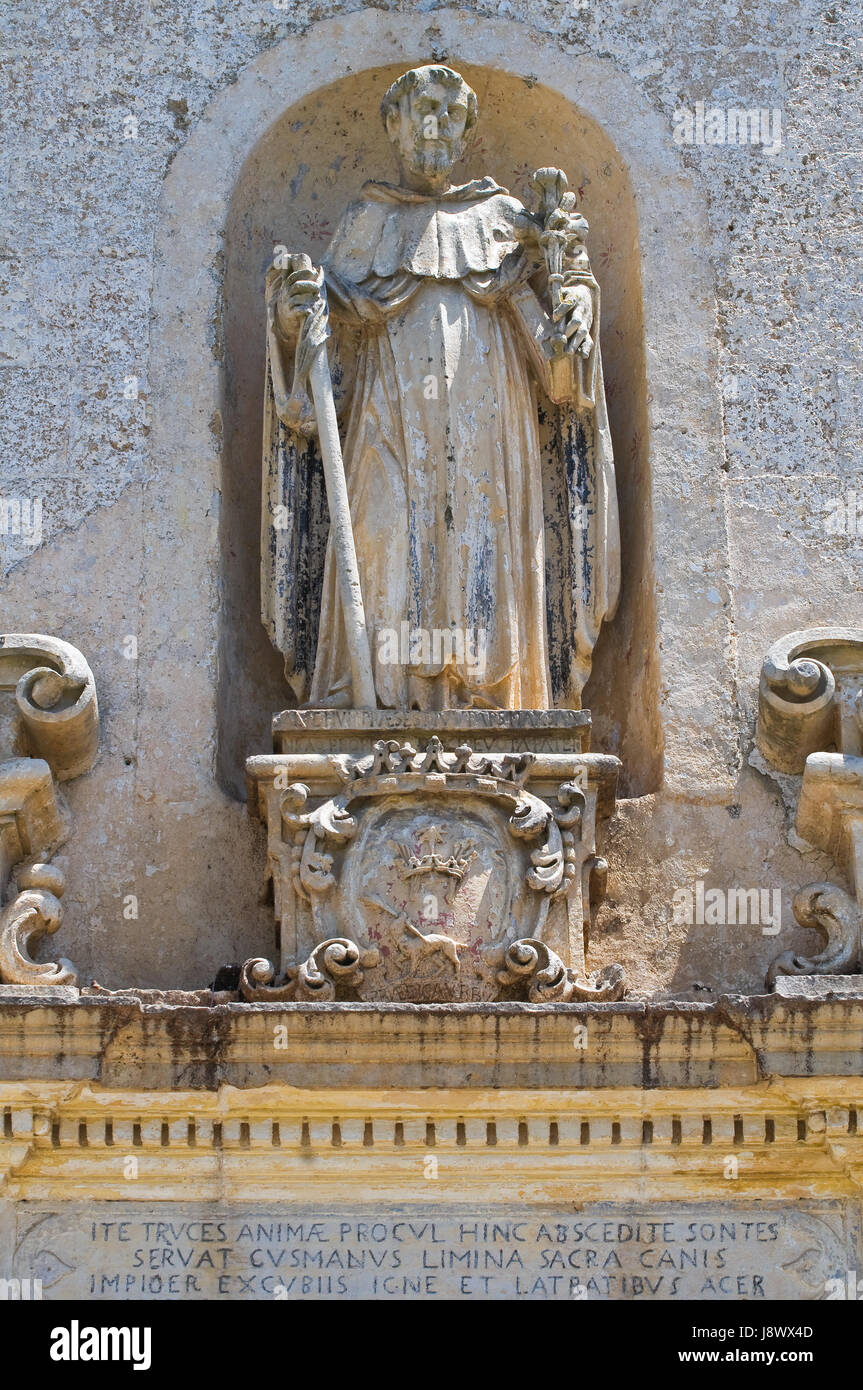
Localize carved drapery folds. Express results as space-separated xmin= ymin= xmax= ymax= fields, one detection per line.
xmin=246 ymin=68 xmax=626 ymax=1006
xmin=262 ymin=67 xmax=620 ymax=713
xmin=0 ymin=635 xmax=99 ymax=987
xmin=244 ymin=717 xmax=625 ymax=1004
xmin=757 ymin=629 xmax=863 ymax=986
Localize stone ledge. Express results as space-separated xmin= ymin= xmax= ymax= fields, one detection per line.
xmin=774 ymin=975 xmax=863 ymax=999
xmin=1 ymin=995 xmax=862 ymax=1090
xmin=2 ymin=1078 xmax=863 ymax=1204
xmin=271 ymin=708 xmax=593 ymax=756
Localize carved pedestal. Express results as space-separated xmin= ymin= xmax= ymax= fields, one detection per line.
xmin=244 ymin=711 xmax=624 ymax=1003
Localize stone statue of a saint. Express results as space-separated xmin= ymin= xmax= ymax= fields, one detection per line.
xmin=262 ymin=64 xmax=619 ymax=711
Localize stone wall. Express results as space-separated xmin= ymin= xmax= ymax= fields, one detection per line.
xmin=1 ymin=0 xmax=861 ymax=994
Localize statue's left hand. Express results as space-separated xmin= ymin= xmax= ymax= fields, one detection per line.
xmin=553 ymin=284 xmax=593 ymax=356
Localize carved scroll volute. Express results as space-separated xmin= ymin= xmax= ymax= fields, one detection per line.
xmin=240 ymin=938 xmax=379 ymax=1003
xmin=492 ymin=938 xmax=624 ymax=1002
xmin=755 ymin=629 xmax=863 ymax=988
xmin=16 ymin=668 xmax=98 ymax=783
xmin=0 ymin=862 xmax=76 ymax=987
xmin=1 ymin=634 xmax=99 ymax=781
xmin=757 ymin=642 xmax=836 ymax=775
xmin=0 ymin=635 xmax=100 ymax=987
xmin=767 ymin=884 xmax=862 ymax=987
xmin=756 ymin=628 xmax=863 ymax=775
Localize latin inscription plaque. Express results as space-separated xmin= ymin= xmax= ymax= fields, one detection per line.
xmin=10 ymin=1203 xmax=856 ymax=1300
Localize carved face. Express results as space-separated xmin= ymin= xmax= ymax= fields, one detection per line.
xmin=387 ymin=78 xmax=471 ymax=180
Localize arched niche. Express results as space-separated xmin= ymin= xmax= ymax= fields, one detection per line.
xmin=146 ymin=9 xmax=735 ymax=842
xmin=219 ymin=62 xmax=658 ymax=796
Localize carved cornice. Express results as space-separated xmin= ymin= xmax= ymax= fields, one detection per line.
xmin=2 ymin=994 xmax=863 ymax=1090
xmin=3 ymin=1078 xmax=863 ymax=1203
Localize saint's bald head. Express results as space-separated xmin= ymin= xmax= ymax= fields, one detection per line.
xmin=381 ymin=65 xmax=478 ymax=188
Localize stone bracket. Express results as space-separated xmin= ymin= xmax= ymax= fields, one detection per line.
xmin=756 ymin=630 xmax=863 ymax=988
xmin=0 ymin=636 xmax=100 ymax=988
xmin=756 ymin=627 xmax=863 ymax=775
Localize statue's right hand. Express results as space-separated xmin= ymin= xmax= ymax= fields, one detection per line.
xmin=275 ymin=255 xmax=325 ymax=326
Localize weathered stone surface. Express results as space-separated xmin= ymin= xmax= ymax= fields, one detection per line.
xmin=774 ymin=976 xmax=863 ymax=1000
xmin=2 ymin=994 xmax=863 ymax=1090
xmin=9 ymin=1201 xmax=856 ymax=1301
xmin=246 ymin=719 xmax=622 ymax=1003
xmin=262 ymin=64 xmax=619 ymax=712
xmin=5 ymin=5 xmax=860 ymax=991
xmin=2 ymin=0 xmax=862 ymax=1306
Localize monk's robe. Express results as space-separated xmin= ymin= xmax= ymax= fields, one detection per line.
xmin=262 ymin=176 xmax=619 ymax=711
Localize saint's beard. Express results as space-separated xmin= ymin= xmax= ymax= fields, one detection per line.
xmin=404 ymin=140 xmax=460 ymax=180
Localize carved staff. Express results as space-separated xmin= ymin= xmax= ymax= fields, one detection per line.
xmin=279 ymin=252 xmax=377 ymax=709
